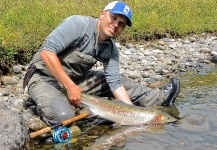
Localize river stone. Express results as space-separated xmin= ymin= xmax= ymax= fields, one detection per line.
xmin=179 ymin=113 xmax=210 ymax=132
xmin=0 ymin=106 xmax=27 ymax=149
xmin=211 ymin=55 xmax=217 ymax=63
xmin=28 ymin=117 xmax=47 ymax=131
xmin=1 ymin=76 xmax=19 ymax=85
xmin=69 ymin=126 xmax=81 ymax=137
xmin=211 ymin=42 xmax=217 ymax=51
xmin=13 ymin=65 xmax=22 ymax=74
xmin=149 ymin=81 xmax=163 ymax=88
xmin=200 ymin=48 xmax=212 ymax=53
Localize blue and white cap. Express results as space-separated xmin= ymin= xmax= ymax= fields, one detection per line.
xmin=104 ymin=1 xmax=133 ymax=27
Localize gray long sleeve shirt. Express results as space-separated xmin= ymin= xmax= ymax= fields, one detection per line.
xmin=31 ymin=15 xmax=122 ymax=92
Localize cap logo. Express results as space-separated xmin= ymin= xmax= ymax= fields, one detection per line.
xmin=123 ymin=6 xmax=130 ymax=15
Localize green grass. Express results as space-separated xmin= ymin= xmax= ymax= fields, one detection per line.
xmin=0 ymin=0 xmax=217 ymax=74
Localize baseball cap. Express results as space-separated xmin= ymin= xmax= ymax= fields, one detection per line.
xmin=104 ymin=1 xmax=132 ymax=27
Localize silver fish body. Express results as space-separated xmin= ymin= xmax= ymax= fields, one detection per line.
xmin=81 ymin=94 xmax=176 ymax=125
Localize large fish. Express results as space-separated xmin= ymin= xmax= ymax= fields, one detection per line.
xmin=81 ymin=94 xmax=176 ymax=127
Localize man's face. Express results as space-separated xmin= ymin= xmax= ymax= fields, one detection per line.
xmin=98 ymin=10 xmax=127 ymax=39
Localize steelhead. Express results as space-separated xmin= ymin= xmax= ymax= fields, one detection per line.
xmin=81 ymin=94 xmax=177 ymax=126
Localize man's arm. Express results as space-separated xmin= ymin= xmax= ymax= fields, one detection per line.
xmin=40 ymin=50 xmax=82 ymax=105
xmin=113 ymin=85 xmax=133 ymax=105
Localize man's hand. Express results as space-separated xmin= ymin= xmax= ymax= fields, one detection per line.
xmin=66 ymin=84 xmax=82 ymax=106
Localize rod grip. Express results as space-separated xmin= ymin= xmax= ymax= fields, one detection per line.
xmin=29 ymin=127 xmax=52 ymax=138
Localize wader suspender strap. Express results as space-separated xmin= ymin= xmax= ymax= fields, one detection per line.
xmin=79 ymin=17 xmax=96 ymax=48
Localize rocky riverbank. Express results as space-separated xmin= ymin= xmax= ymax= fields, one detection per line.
xmin=0 ymin=33 xmax=217 ymax=149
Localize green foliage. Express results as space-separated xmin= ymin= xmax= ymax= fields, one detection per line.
xmin=126 ymin=0 xmax=217 ymax=38
xmin=0 ymin=40 xmax=18 ymax=74
xmin=0 ymin=0 xmax=216 ymax=70
xmin=0 ymin=46 xmax=17 ymax=64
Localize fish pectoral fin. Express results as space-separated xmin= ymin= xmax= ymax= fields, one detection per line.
xmin=111 ymin=123 xmax=122 ymax=129
xmin=83 ymin=107 xmax=98 ymax=118
xmin=86 ymin=111 xmax=98 ymax=118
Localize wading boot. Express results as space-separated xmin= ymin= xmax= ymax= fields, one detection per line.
xmin=160 ymin=77 xmax=180 ymax=106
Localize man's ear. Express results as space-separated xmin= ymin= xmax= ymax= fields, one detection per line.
xmin=99 ymin=10 xmax=105 ymax=19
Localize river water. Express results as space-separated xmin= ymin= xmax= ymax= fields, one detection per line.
xmin=28 ymin=68 xmax=217 ymax=150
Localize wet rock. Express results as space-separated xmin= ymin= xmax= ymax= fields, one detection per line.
xmin=179 ymin=113 xmax=210 ymax=132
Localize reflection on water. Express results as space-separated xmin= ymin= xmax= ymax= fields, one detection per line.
xmin=88 ymin=124 xmax=165 ymax=149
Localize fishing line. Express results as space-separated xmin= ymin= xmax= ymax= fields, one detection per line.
xmin=74 ymin=119 xmax=107 ymax=137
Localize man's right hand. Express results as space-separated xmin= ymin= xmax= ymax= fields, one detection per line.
xmin=40 ymin=50 xmax=83 ymax=106
xmin=66 ymin=84 xmax=83 ymax=106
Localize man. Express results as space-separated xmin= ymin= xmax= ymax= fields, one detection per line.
xmin=24 ymin=1 xmax=180 ymax=126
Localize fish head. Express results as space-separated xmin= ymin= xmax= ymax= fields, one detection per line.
xmin=150 ymin=113 xmax=177 ymax=124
